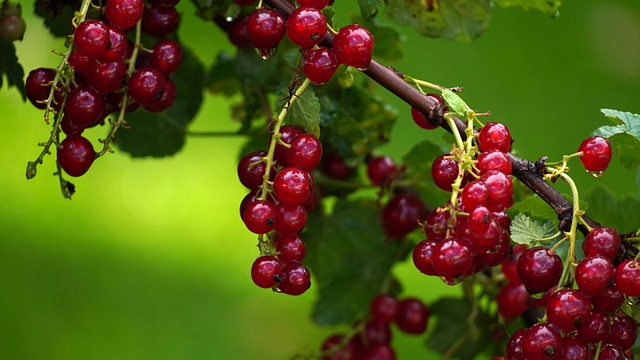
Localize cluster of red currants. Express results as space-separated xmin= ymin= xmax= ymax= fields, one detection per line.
xmin=25 ymin=0 xmax=182 ymax=177
xmin=239 ymin=125 xmax=322 ymax=295
xmin=320 ymin=294 xmax=429 ymax=359
xmin=226 ymin=0 xmax=374 ymax=85
xmin=0 ymin=2 xmax=26 ymax=42
xmin=411 ymin=98 xmax=515 ymax=285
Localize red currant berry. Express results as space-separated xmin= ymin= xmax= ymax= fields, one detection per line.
xmin=366 ymin=156 xmax=397 ymax=186
xmin=321 ymin=333 xmax=362 ymax=360
xmin=516 ymin=247 xmax=563 ymax=295
xmin=431 ymin=236 xmax=475 ymax=284
xmin=302 ymin=46 xmax=340 ymax=85
xmin=237 ymin=151 xmax=267 ymax=190
xmin=478 ymin=122 xmax=512 ymax=153
xmin=496 ymin=282 xmax=529 ymax=318
xmin=277 ymin=261 xmax=311 ymax=295
xmin=65 ymin=86 xmax=105 ymax=127
xmin=73 ymin=20 xmax=110 ymax=58
xmin=521 ymin=323 xmax=562 ymax=360
xmin=469 ymin=219 xmax=504 ymax=253
xmin=57 ymin=134 xmax=96 ymax=177
xmin=60 ymin=114 xmax=85 ymax=135
xmin=0 ymin=14 xmax=26 ymax=42
xmin=394 ymin=297 xmax=429 ymax=334
xmin=362 ymin=321 xmax=392 ymax=346
xmin=141 ymin=4 xmax=179 ymax=37
xmin=288 ymin=133 xmax=322 ymax=171
xmin=242 ymin=199 xmax=276 ymax=234
xmin=501 ymin=244 xmax=527 ymax=283
xmin=477 ymin=149 xmax=512 ymax=175
xmin=614 ymin=259 xmax=640 ymax=297
xmin=332 ymin=24 xmax=374 ymax=70
xmin=605 ymin=313 xmax=638 ymax=350
xmin=422 ymin=207 xmax=450 ymax=241
xmin=273 ymin=166 xmax=312 ymax=205
xmin=246 ymin=8 xmax=286 ymax=50
xmin=86 ymin=60 xmax=127 ymax=93
xmin=582 ymin=227 xmax=620 ymax=260
xmin=104 ymin=0 xmax=144 ymax=29
xmin=127 ymin=68 xmax=166 ymax=106
xmin=412 ymin=238 xmax=438 ymax=276
xmin=598 ymin=344 xmax=627 ymax=360
xmin=578 ymin=135 xmax=612 ymax=173
xmin=361 ymin=345 xmax=395 ymax=360
xmin=460 ymin=180 xmax=489 ymax=211
xmin=430 ymin=154 xmax=459 ymax=192
xmin=370 ymin=294 xmax=398 ymax=324
xmin=150 ymin=39 xmax=183 ymax=75
xmin=545 ymin=289 xmax=591 ymax=332
xmin=480 ymin=170 xmax=513 ymax=212
xmin=275 ymin=234 xmax=307 ymax=263
xmin=273 ymin=125 xmax=305 ymax=166
xmin=25 ymin=67 xmax=55 ymax=109
xmin=468 ymin=206 xmax=493 ymax=237
xmin=250 ymin=255 xmax=283 ymax=288
xmin=273 ymin=203 xmax=307 ymax=235
xmin=297 ymin=0 xmax=330 ymax=9
xmin=98 ymin=25 xmax=127 ymax=63
xmin=410 ymin=94 xmax=443 ymax=130
xmin=321 ymin=151 xmax=354 ymax=180
xmin=475 ymin=232 xmax=510 ymax=267
xmin=286 ymin=6 xmax=327 ymax=48
xmin=380 ymin=193 xmax=426 ymax=240
xmin=560 ymin=334 xmax=590 ymax=360
xmin=142 ymin=77 xmax=177 ymax=112
xmin=68 ymin=51 xmax=97 ymax=73
xmin=575 ymin=255 xmax=614 ymax=296
xmin=591 ymin=284 xmax=625 ymax=312
xmin=227 ymin=16 xmax=251 ymax=48
xmin=506 ymin=328 xmax=528 ymax=360
xmin=577 ymin=309 xmax=611 ymax=343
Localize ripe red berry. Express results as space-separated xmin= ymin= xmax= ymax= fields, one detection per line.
xmin=574 ymin=255 xmax=614 ymax=296
xmin=86 ymin=60 xmax=127 ymax=93
xmin=226 ymin=16 xmax=251 ymax=48
xmin=370 ymin=294 xmax=398 ymax=324
xmin=150 ymin=39 xmax=183 ymax=75
xmin=98 ymin=25 xmax=127 ymax=63
xmin=361 ymin=345 xmax=395 ymax=360
xmin=65 ymin=86 xmax=105 ymax=127
xmin=273 ymin=203 xmax=307 ymax=235
xmin=25 ymin=67 xmax=55 ymax=109
xmin=57 ymin=134 xmax=96 ymax=177
xmin=380 ymin=193 xmax=426 ymax=240
xmin=73 ymin=20 xmax=110 ymax=58
xmin=394 ymin=297 xmax=429 ymax=334
xmin=516 ymin=247 xmax=563 ymax=295
xmin=506 ymin=328 xmax=527 ymax=359
xmin=275 ymin=234 xmax=307 ymax=263
xmin=560 ymin=334 xmax=590 ymax=360
xmin=142 ymin=77 xmax=177 ymax=112
xmin=410 ymin=94 xmax=444 ymax=130
xmin=577 ymin=309 xmax=611 ymax=343
xmin=478 ymin=122 xmax=512 ymax=153
xmin=362 ymin=321 xmax=392 ymax=346
xmin=422 ymin=206 xmax=450 ymax=241
xmin=286 ymin=6 xmax=327 ymax=48
xmin=582 ymin=227 xmax=620 ymax=260
xmin=288 ymin=133 xmax=322 ymax=171
xmin=366 ymin=156 xmax=397 ymax=186
xmin=69 ymin=51 xmax=97 ymax=73
xmin=141 ymin=4 xmax=179 ymax=37
xmin=242 ymin=199 xmax=276 ymax=234
xmin=412 ymin=238 xmax=438 ymax=276
xmin=496 ymin=282 xmax=529 ymax=318
xmin=545 ymin=289 xmax=591 ymax=332
xmin=250 ymin=255 xmax=283 ymax=288
xmin=0 ymin=14 xmax=26 ymax=41
xmin=521 ymin=323 xmax=562 ymax=360
xmin=127 ymin=68 xmax=166 ymax=106
xmin=578 ymin=135 xmax=612 ymax=173
xmin=273 ymin=125 xmax=305 ymax=166
xmin=431 ymin=154 xmax=459 ymax=192
xmin=605 ymin=313 xmax=638 ymax=350
xmin=278 ymin=261 xmax=311 ymax=295
xmin=431 ymin=236 xmax=475 ymax=284
xmin=597 ymin=343 xmax=627 ymax=360
xmin=302 ymin=47 xmax=340 ymax=85
xmin=321 ymin=151 xmax=354 ymax=180
xmin=591 ymin=284 xmax=625 ymax=312
xmin=321 ymin=333 xmax=362 ymax=360
xmin=104 ymin=0 xmax=144 ymax=29
xmin=332 ymin=24 xmax=374 ymax=70
xmin=461 ymin=180 xmax=489 ymax=211
xmin=237 ymin=151 xmax=267 ymax=190
xmin=481 ymin=170 xmax=513 ymax=212
xmin=477 ymin=149 xmax=512 ymax=175
xmin=614 ymin=259 xmax=640 ymax=297
xmin=246 ymin=8 xmax=286 ymax=50
xmin=273 ymin=166 xmax=312 ymax=205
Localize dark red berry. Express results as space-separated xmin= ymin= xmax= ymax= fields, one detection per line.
xmin=422 ymin=207 xmax=450 ymax=241
xmin=73 ymin=20 xmax=110 ymax=58
xmin=250 ymin=255 xmax=283 ymax=288
xmin=394 ymin=297 xmax=429 ymax=334
xmin=370 ymin=294 xmax=398 ymax=324
xmin=480 ymin=170 xmax=513 ymax=212
xmin=57 ymin=134 xmax=96 ymax=177
xmin=273 ymin=125 xmax=305 ymax=166
xmin=545 ymin=289 xmax=591 ymax=332
xmin=0 ymin=14 xmax=26 ymax=41
xmin=332 ymin=24 xmax=374 ymax=70
xmin=142 ymin=77 xmax=177 ymax=112
xmin=430 ymin=154 xmax=459 ymax=192
xmin=598 ymin=344 xmax=626 ymax=360
xmin=591 ymin=284 xmax=625 ymax=312
xmin=574 ymin=255 xmax=614 ymax=296
xmin=246 ymin=8 xmax=286 ymax=50
xmin=302 ymin=46 xmax=340 ymax=85
xmin=98 ymin=25 xmax=127 ymax=63
xmin=578 ymin=135 xmax=612 ymax=173
xmin=273 ymin=166 xmax=312 ymax=205
xmin=277 ymin=261 xmax=310 ymax=295
xmin=275 ymin=234 xmax=307 ymax=263
xmin=65 ymin=86 xmax=105 ymax=127
xmin=431 ymin=236 xmax=475 ymax=284
xmin=501 ymin=244 xmax=527 ymax=283
xmin=477 ymin=149 xmax=512 ymax=175
xmin=560 ymin=334 xmax=591 ymax=360
xmin=127 ymin=68 xmax=166 ymax=106
xmin=496 ymin=282 xmax=529 ymax=318
xmin=68 ymin=51 xmax=97 ymax=73
xmin=25 ymin=68 xmax=55 ymax=109
xmin=521 ymin=323 xmax=562 ymax=360
xmin=362 ymin=321 xmax=392 ymax=346
xmin=380 ymin=193 xmax=426 ymax=240
xmin=237 ymin=151 xmax=267 ymax=190
xmin=227 ymin=16 xmax=251 ymax=48
xmin=242 ymin=199 xmax=276 ymax=234
xmin=321 ymin=333 xmax=361 ymax=360
xmin=361 ymin=344 xmax=395 ymax=360
xmin=286 ymin=6 xmax=327 ymax=48
xmin=412 ymin=238 xmax=438 ymax=276
xmin=577 ymin=309 xmax=611 ymax=343
xmin=582 ymin=227 xmax=620 ymax=260
xmin=478 ymin=122 xmax=512 ymax=153
xmin=105 ymin=0 xmax=144 ymax=29
xmin=288 ymin=133 xmax=322 ymax=171
xmin=605 ymin=313 xmax=638 ymax=350
xmin=460 ymin=180 xmax=489 ymax=211
xmin=516 ymin=247 xmax=563 ymax=295
xmin=273 ymin=203 xmax=307 ymax=235
xmin=86 ymin=60 xmax=127 ymax=93
xmin=506 ymin=328 xmax=527 ymax=360
xmin=321 ymin=151 xmax=354 ymax=180
xmin=141 ymin=4 xmax=179 ymax=37
xmin=366 ymin=156 xmax=397 ymax=186
xmin=410 ymin=94 xmax=443 ymax=130
xmin=614 ymin=259 xmax=640 ymax=297
xmin=150 ymin=39 xmax=183 ymax=75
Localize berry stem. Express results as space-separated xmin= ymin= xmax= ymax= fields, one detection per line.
xmin=555 ymin=172 xmax=581 ymax=289
xmin=402 ymin=75 xmax=449 ymax=93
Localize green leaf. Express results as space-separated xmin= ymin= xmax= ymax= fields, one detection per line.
xmin=583 ymin=185 xmax=640 ymax=233
xmin=510 ymin=213 xmax=558 ymax=245
xmin=385 ymin=0 xmax=492 ymax=42
xmin=205 ymin=51 xmax=240 ymax=97
xmin=493 ymin=0 xmax=561 ymax=17
xmin=0 ymin=41 xmax=26 ymax=100
xmin=285 ymin=89 xmax=321 ymax=137
xmin=592 ymin=109 xmax=640 ymax=169
xmin=357 ymin=0 xmax=384 ymax=19
xmin=426 ymin=297 xmax=493 ymax=359
xmin=402 ymin=139 xmax=450 ymax=205
xmin=442 ymin=89 xmax=469 ymax=116
xmin=304 ymin=199 xmax=412 ymax=325
xmin=33 ymin=0 xmax=97 ymax=37
xmin=350 ymin=16 xmax=403 ymax=62
xmin=115 ymin=45 xmax=205 ymax=157
xmin=508 ymin=194 xmax=589 ymax=224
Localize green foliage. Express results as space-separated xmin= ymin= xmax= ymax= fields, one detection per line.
xmin=593 ymin=109 xmax=640 ymax=169
xmin=510 ymin=213 xmax=558 ymax=245
xmin=115 ymin=45 xmax=205 ymax=157
xmin=508 ymin=194 xmax=589 ymax=224
xmin=304 ymin=199 xmax=412 ymax=325
xmin=286 ymin=89 xmax=321 ymax=137
xmin=493 ymin=0 xmax=561 ymax=16
xmin=33 ymin=0 xmax=79 ymax=37
xmin=402 ymin=139 xmax=450 ymax=205
xmin=583 ymin=185 xmax=640 ymax=233
xmin=0 ymin=41 xmax=25 ymax=100
xmin=357 ymin=0 xmax=384 ymax=19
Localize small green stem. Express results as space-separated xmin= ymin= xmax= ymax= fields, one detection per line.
xmin=554 ymin=172 xmax=581 ymax=289
xmin=445 ymin=115 xmax=465 ymax=150
xmin=402 ymin=75 xmax=449 ymax=93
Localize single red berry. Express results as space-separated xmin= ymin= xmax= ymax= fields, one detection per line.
xmin=460 ymin=180 xmax=489 ymax=211
xmin=73 ymin=20 xmax=110 ymax=58
xmin=141 ymin=4 xmax=179 ymax=37
xmin=605 ymin=313 xmax=638 ymax=350
xmin=430 ymin=154 xmax=459 ymax=192
xmin=302 ymin=46 xmax=340 ymax=85
xmin=237 ymin=151 xmax=267 ymax=190
xmin=422 ymin=207 xmax=450 ymax=241
xmin=321 ymin=333 xmax=362 ymax=360
xmin=142 ymin=77 xmax=177 ymax=112
xmin=521 ymin=323 xmax=562 ymax=360
xmin=105 ymin=0 xmax=144 ymax=29
xmin=246 ymin=8 xmax=286 ymax=50
xmin=226 ymin=16 xmax=251 ymax=48
xmin=150 ymin=39 xmax=183 ymax=75
xmin=467 ymin=206 xmax=493 ymax=237
xmin=480 ymin=170 xmax=513 ymax=212
xmin=431 ymin=236 xmax=475 ymax=284
xmin=60 ymin=114 xmax=85 ymax=135
xmin=362 ymin=321 xmax=392 ymax=346
xmin=366 ymin=156 xmax=397 ymax=186
xmin=273 ymin=125 xmax=306 ymax=166
xmin=506 ymin=328 xmax=528 ymax=360
xmin=273 ymin=203 xmax=307 ymax=235
xmin=275 ymin=234 xmax=307 ymax=263
xmin=332 ymin=24 xmax=374 ymax=70
xmin=277 ymin=261 xmax=310 ymax=295
xmin=582 ymin=227 xmax=620 ymax=260
xmin=370 ymin=294 xmax=398 ymax=324
xmin=516 ymin=247 xmax=563 ymax=295
xmin=410 ymin=94 xmax=444 ymax=130
xmin=591 ymin=284 xmax=625 ymax=312
xmin=560 ymin=334 xmax=590 ymax=360
xmin=614 ymin=259 xmax=640 ymax=297
xmin=574 ymin=255 xmax=614 ymax=296
xmin=496 ymin=282 xmax=529 ymax=318
xmin=25 ymin=68 xmax=55 ymax=109
xmin=242 ymin=199 xmax=276 ymax=234
xmin=86 ymin=60 xmax=127 ymax=93
xmin=250 ymin=255 xmax=283 ymax=288
xmin=545 ymin=289 xmax=591 ymax=332
xmin=578 ymin=135 xmax=612 ymax=173
xmin=321 ymin=151 xmax=354 ymax=180
xmin=68 ymin=51 xmax=97 ymax=73
xmin=65 ymin=86 xmax=105 ymax=128
xmin=288 ymin=133 xmax=323 ymax=171
xmin=469 ymin=219 xmax=504 ymax=253
xmin=128 ymin=68 xmax=166 ymax=106
xmin=286 ymin=6 xmax=327 ymax=48
xmin=273 ymin=166 xmax=312 ymax=205
xmin=412 ymin=238 xmax=439 ymax=276
xmin=297 ymin=0 xmax=330 ymax=9
xmin=478 ymin=122 xmax=512 ymax=153
xmin=477 ymin=149 xmax=512 ymax=175
xmin=577 ymin=309 xmax=611 ymax=343
xmin=380 ymin=193 xmax=426 ymax=240
xmin=98 ymin=25 xmax=127 ymax=63
xmin=0 ymin=14 xmax=26 ymax=42
xmin=501 ymin=244 xmax=527 ymax=283
xmin=598 ymin=344 xmax=627 ymax=360
xmin=57 ymin=134 xmax=96 ymax=177
xmin=394 ymin=297 xmax=429 ymax=334
xmin=475 ymin=232 xmax=510 ymax=267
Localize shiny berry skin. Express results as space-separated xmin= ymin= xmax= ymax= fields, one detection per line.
xmin=237 ymin=151 xmax=267 ymax=190
xmin=478 ymin=122 xmax=512 ymax=153
xmin=332 ymin=24 xmax=374 ymax=70
xmin=366 ymin=156 xmax=397 ymax=186
xmin=467 ymin=206 xmax=493 ymax=237
xmin=226 ymin=16 xmax=251 ymax=48
xmin=370 ymin=294 xmax=398 ymax=324
xmin=104 ymin=0 xmax=144 ymax=29
xmin=522 ymin=323 xmax=562 ymax=360
xmin=273 ymin=204 xmax=307 ymax=235
xmin=560 ymin=334 xmax=591 ymax=360
xmin=477 ymin=149 xmax=512 ymax=175
xmin=361 ymin=345 xmax=395 ymax=360
xmin=288 ymin=133 xmax=322 ymax=171
xmin=516 ymin=247 xmax=563 ymax=295
xmin=578 ymin=136 xmax=612 ymax=172
xmin=57 ymin=134 xmax=96 ymax=177
xmin=273 ymin=125 xmax=305 ymax=166
xmin=275 ymin=234 xmax=307 ymax=263
xmin=141 ymin=4 xmax=179 ymax=37
xmin=410 ymin=94 xmax=443 ymax=130
xmin=68 ymin=51 xmax=97 ymax=73
xmin=577 ymin=309 xmax=611 ymax=343
xmin=286 ymin=6 xmax=327 ymax=48
xmin=246 ymin=8 xmax=286 ymax=50
xmin=278 ymin=261 xmax=310 ymax=295
xmin=142 ymin=77 xmax=177 ymax=112
xmin=574 ymin=255 xmax=614 ymax=296
xmin=150 ymin=39 xmax=183 ymax=75
xmin=380 ymin=193 xmax=426 ymax=240
xmin=250 ymin=255 xmax=283 ymax=288
xmin=430 ymin=154 xmax=459 ymax=192
xmin=496 ymin=282 xmax=529 ymax=318
xmin=297 ymin=0 xmax=330 ymax=9
xmin=598 ymin=344 xmax=626 ymax=360
xmin=481 ymin=170 xmax=513 ymax=212
xmin=60 ymin=114 xmax=85 ymax=135
xmin=127 ymin=68 xmax=166 ymax=106
xmin=362 ymin=321 xmax=392 ymax=346
xmin=460 ymin=180 xmax=489 ymax=211
xmin=65 ymin=86 xmax=105 ymax=127
xmin=86 ymin=60 xmax=127 ymax=93
xmin=605 ymin=313 xmax=638 ymax=350
xmin=431 ymin=236 xmax=475 ymax=284
xmin=242 ymin=199 xmax=276 ymax=234
xmin=273 ymin=166 xmax=312 ymax=205
xmin=394 ymin=297 xmax=429 ymax=334
xmin=506 ymin=328 xmax=527 ymax=360
xmin=545 ymin=289 xmax=591 ymax=332
xmin=0 ymin=14 xmax=26 ymax=41
xmin=73 ymin=20 xmax=110 ymax=58
xmin=412 ymin=238 xmax=438 ymax=276
xmin=302 ymin=46 xmax=340 ymax=85
xmin=582 ymin=227 xmax=620 ymax=260
xmin=614 ymin=259 xmax=640 ymax=296
xmin=591 ymin=284 xmax=625 ymax=312
xmin=422 ymin=207 xmax=450 ymax=241
xmin=98 ymin=25 xmax=127 ymax=63
xmin=25 ymin=68 xmax=55 ymax=109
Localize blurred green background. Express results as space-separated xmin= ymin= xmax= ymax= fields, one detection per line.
xmin=1 ymin=0 xmax=639 ymax=359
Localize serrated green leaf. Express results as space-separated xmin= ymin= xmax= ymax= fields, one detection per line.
xmin=385 ymin=0 xmax=492 ymax=42
xmin=286 ymin=89 xmax=321 ymax=137
xmin=0 ymin=41 xmax=25 ymax=100
xmin=350 ymin=16 xmax=404 ymax=61
xmin=304 ymin=199 xmax=412 ymax=325
xmin=508 ymin=194 xmax=589 ymax=224
xmin=426 ymin=297 xmax=493 ymax=359
xmin=493 ymin=0 xmax=561 ymax=17
xmin=115 ymin=45 xmax=205 ymax=157
xmin=510 ymin=213 xmax=558 ymax=245
xmin=583 ymin=185 xmax=640 ymax=233
xmin=357 ymin=0 xmax=384 ymax=19
xmin=323 ymin=6 xmax=336 ymax=29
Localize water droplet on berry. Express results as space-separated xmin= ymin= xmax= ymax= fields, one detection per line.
xmin=587 ymin=169 xmax=605 ymax=178
xmin=256 ymin=47 xmax=276 ymax=60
